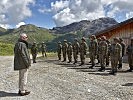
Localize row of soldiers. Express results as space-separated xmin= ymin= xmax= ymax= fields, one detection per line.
xmin=31 ymin=42 xmax=47 ymax=63
xmin=57 ymin=35 xmax=133 ymax=75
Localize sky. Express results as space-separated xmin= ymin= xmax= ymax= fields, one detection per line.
xmin=0 ymin=0 xmax=133 ymax=29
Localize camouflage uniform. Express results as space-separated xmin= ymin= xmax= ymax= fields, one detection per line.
xmin=41 ymin=42 xmax=47 ymax=57
xmin=79 ymin=37 xmax=88 ymax=66
xmin=106 ymin=40 xmax=111 ymax=66
xmin=73 ymin=38 xmax=80 ymax=64
xmin=118 ymin=38 xmax=126 ymax=69
xmin=98 ymin=36 xmax=108 ymax=71
xmin=31 ymin=42 xmax=38 ymax=63
xmin=97 ymin=37 xmax=102 ymax=64
xmin=110 ymin=37 xmax=122 ymax=75
xmin=67 ymin=42 xmax=73 ymax=63
xmin=89 ymin=35 xmax=98 ymax=68
xmin=126 ymin=37 xmax=133 ymax=72
xmin=62 ymin=40 xmax=68 ymax=62
xmin=57 ymin=41 xmax=62 ymax=60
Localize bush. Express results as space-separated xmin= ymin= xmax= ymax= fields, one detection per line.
xmin=0 ymin=43 xmax=14 ymax=56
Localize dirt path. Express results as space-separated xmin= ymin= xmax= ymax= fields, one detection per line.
xmin=0 ymin=56 xmax=133 ymax=100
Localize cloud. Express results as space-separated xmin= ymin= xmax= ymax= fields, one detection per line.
xmin=16 ymin=22 xmax=26 ymax=28
xmin=0 ymin=0 xmax=35 ymax=28
xmin=39 ymin=0 xmax=133 ymax=27
xmin=0 ymin=24 xmax=10 ymax=29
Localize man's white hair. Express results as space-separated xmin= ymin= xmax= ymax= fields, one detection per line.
xmin=20 ymin=33 xmax=27 ymax=38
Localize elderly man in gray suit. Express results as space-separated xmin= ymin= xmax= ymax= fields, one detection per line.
xmin=14 ymin=33 xmax=31 ymax=96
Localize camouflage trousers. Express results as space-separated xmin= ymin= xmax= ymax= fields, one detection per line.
xmin=90 ymin=53 xmax=96 ymax=66
xmin=128 ymin=54 xmax=133 ymax=69
xmin=106 ymin=53 xmax=110 ymax=65
xmin=99 ymin=54 xmax=106 ymax=68
xmin=63 ymin=52 xmax=67 ymax=61
xmin=80 ymin=52 xmax=86 ymax=64
xmin=58 ymin=53 xmax=61 ymax=60
xmin=110 ymin=56 xmax=119 ymax=72
xmin=32 ymin=54 xmax=37 ymax=63
xmin=73 ymin=51 xmax=78 ymax=63
xmin=42 ymin=51 xmax=47 ymax=57
xmin=67 ymin=54 xmax=72 ymax=62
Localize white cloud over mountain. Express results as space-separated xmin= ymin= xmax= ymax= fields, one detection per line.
xmin=0 ymin=0 xmax=35 ymax=29
xmin=40 ymin=0 xmax=133 ymax=27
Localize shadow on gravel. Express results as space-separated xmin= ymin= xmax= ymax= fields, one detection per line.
xmin=122 ymin=83 xmax=133 ymax=86
xmin=88 ymin=72 xmax=111 ymax=76
xmin=0 ymin=91 xmax=19 ymax=97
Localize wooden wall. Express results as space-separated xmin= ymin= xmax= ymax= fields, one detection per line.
xmin=97 ymin=22 xmax=133 ymax=46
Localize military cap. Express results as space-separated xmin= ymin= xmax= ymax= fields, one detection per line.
xmin=113 ymin=37 xmax=119 ymax=41
xmin=119 ymin=38 xmax=123 ymax=41
xmin=74 ymin=38 xmax=78 ymax=41
xmin=81 ymin=37 xmax=86 ymax=41
xmin=97 ymin=37 xmax=101 ymax=40
xmin=91 ymin=35 xmax=96 ymax=39
xmin=58 ymin=41 xmax=61 ymax=44
xmin=64 ymin=39 xmax=67 ymax=42
xmin=68 ymin=42 xmax=72 ymax=45
xmin=101 ymin=36 xmax=106 ymax=40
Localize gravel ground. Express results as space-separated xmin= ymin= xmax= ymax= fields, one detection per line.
xmin=0 ymin=56 xmax=133 ymax=100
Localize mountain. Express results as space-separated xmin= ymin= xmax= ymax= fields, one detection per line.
xmin=0 ymin=17 xmax=118 ymax=52
xmin=51 ymin=17 xmax=118 ymax=36
xmin=0 ymin=27 xmax=7 ymax=35
xmin=0 ymin=24 xmax=55 ymax=44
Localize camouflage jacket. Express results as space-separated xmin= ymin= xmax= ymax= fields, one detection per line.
xmin=67 ymin=45 xmax=73 ymax=55
xmin=89 ymin=40 xmax=98 ymax=55
xmin=62 ymin=43 xmax=68 ymax=53
xmin=110 ymin=43 xmax=122 ymax=58
xmin=73 ymin=42 xmax=80 ymax=53
xmin=80 ymin=41 xmax=88 ymax=55
xmin=57 ymin=44 xmax=62 ymax=53
xmin=126 ymin=44 xmax=133 ymax=55
xmin=31 ymin=45 xmax=38 ymax=54
xmin=98 ymin=41 xmax=108 ymax=55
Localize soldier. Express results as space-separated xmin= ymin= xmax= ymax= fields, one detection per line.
xmin=67 ymin=42 xmax=73 ymax=63
xmin=41 ymin=42 xmax=47 ymax=57
xmin=31 ymin=42 xmax=38 ymax=63
xmin=57 ymin=41 xmax=62 ymax=61
xmin=97 ymin=37 xmax=102 ymax=64
xmin=62 ymin=39 xmax=68 ymax=62
xmin=118 ymin=38 xmax=126 ymax=69
xmin=109 ymin=37 xmax=122 ymax=75
xmin=98 ymin=36 xmax=108 ymax=71
xmin=79 ymin=37 xmax=88 ymax=66
xmin=126 ymin=37 xmax=133 ymax=72
xmin=89 ymin=35 xmax=98 ymax=68
xmin=106 ymin=40 xmax=111 ymax=66
xmin=73 ymin=38 xmax=80 ymax=64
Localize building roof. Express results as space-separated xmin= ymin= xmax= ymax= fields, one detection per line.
xmin=95 ymin=17 xmax=133 ymax=36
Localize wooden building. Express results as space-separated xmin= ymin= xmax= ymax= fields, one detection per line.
xmin=95 ymin=18 xmax=133 ymax=45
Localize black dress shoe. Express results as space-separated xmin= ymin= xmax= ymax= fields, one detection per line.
xmin=19 ymin=90 xmax=30 ymax=96
xmin=79 ymin=63 xmax=84 ymax=66
xmin=109 ymin=71 xmax=116 ymax=75
xmin=126 ymin=69 xmax=132 ymax=72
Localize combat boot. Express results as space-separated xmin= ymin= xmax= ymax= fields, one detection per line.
xmin=109 ymin=70 xmax=116 ymax=75
xmin=98 ymin=67 xmax=105 ymax=72
xmin=126 ymin=67 xmax=133 ymax=72
xmin=118 ymin=64 xmax=122 ymax=69
xmin=89 ymin=64 xmax=95 ymax=69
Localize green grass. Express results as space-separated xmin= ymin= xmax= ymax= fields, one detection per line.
xmin=0 ymin=43 xmax=14 ymax=56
